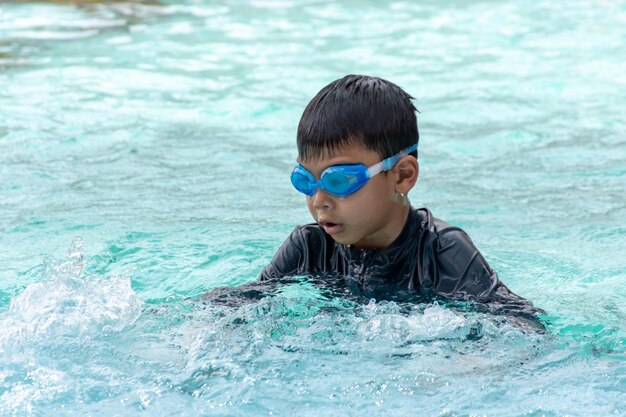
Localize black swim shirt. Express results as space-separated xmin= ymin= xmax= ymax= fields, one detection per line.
xmin=260 ymin=206 xmax=541 ymax=318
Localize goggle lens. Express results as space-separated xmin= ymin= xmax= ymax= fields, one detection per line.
xmin=323 ymin=171 xmax=357 ymax=194
xmin=291 ymin=171 xmax=314 ymax=196
xmin=290 ymin=166 xmax=365 ymax=198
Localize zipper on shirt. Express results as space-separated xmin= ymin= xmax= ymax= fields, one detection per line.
xmin=346 ymin=245 xmax=370 ymax=287
xmin=357 ymin=250 xmax=368 ymax=286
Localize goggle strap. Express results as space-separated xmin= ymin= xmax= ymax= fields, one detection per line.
xmin=366 ymin=144 xmax=418 ymax=178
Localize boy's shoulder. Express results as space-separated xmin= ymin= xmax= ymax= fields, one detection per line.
xmin=417 ymin=207 xmax=475 ymax=243
xmin=286 ymin=222 xmax=334 ymax=250
xmin=417 ymin=207 xmax=454 ymax=232
xmin=291 ymin=221 xmax=330 ymax=237
xmin=259 ymin=222 xmax=334 ymax=280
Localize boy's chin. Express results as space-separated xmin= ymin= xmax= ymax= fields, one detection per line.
xmin=330 ymin=234 xmax=353 ymax=246
xmin=331 ymin=234 xmax=361 ymax=247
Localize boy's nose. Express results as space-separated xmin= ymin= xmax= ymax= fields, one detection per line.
xmin=312 ymin=188 xmax=333 ymax=210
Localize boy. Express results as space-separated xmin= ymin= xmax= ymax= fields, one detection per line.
xmin=259 ymin=75 xmax=539 ymax=316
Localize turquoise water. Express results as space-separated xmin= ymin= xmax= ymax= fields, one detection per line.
xmin=1 ymin=0 xmax=625 ymax=415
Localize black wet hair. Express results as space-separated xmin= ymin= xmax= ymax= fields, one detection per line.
xmin=297 ymin=74 xmax=418 ymax=161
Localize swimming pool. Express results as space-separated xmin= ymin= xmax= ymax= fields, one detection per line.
xmin=0 ymin=0 xmax=624 ymax=415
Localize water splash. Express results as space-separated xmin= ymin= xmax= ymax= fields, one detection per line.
xmin=357 ymin=300 xmax=481 ymax=343
xmin=0 ymin=243 xmax=617 ymax=416
xmin=0 ymin=238 xmax=147 ymax=414
xmin=1 ymin=237 xmax=144 ymax=350
xmin=167 ymin=292 xmax=530 ymax=405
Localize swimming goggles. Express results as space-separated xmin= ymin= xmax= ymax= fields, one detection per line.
xmin=290 ymin=144 xmax=418 ymax=198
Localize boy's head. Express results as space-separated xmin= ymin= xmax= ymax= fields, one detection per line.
xmin=292 ymin=75 xmax=420 ymax=250
xmin=297 ymin=74 xmax=418 ymax=161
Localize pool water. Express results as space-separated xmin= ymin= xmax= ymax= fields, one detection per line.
xmin=0 ymin=0 xmax=624 ymax=415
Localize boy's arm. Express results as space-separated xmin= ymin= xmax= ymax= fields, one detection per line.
xmin=430 ymin=227 xmax=499 ymax=299
xmin=430 ymin=227 xmax=543 ymax=317
xmin=201 ymin=228 xmax=307 ymax=306
xmin=259 ymin=227 xmax=306 ymax=281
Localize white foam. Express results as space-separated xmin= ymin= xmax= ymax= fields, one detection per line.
xmin=358 ymin=300 xmax=473 ymax=342
xmin=0 ymin=237 xmax=144 ymax=350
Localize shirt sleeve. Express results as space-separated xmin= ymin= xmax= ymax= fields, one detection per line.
xmin=259 ymin=226 xmax=306 ymax=281
xmin=430 ymin=227 xmax=500 ymax=300
xmin=430 ymin=226 xmax=544 ymax=320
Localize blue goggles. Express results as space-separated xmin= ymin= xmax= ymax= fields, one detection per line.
xmin=290 ymin=144 xmax=418 ymax=198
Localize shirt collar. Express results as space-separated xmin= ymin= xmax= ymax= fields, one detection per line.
xmin=340 ymin=206 xmax=420 ymax=261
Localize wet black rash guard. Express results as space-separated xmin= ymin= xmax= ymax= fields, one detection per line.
xmin=260 ymin=206 xmax=541 ymax=317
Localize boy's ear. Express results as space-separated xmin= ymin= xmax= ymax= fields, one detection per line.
xmin=393 ymin=156 xmax=419 ymax=194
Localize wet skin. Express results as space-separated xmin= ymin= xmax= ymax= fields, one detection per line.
xmin=299 ymin=143 xmax=418 ymax=249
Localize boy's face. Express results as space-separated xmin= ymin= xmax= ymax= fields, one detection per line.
xmin=298 ymin=143 xmax=411 ymax=249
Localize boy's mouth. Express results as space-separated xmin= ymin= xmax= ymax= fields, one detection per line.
xmin=319 ymin=220 xmax=343 ymax=235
